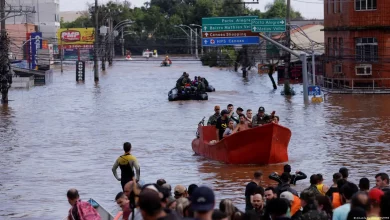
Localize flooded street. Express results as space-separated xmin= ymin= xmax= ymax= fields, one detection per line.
xmin=1 ymin=59 xmax=390 ymax=219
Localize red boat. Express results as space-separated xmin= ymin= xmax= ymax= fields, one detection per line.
xmin=192 ymin=123 xmax=292 ymax=164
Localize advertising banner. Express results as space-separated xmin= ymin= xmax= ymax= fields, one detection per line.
xmin=30 ymin=32 xmax=43 ymax=70
xmin=57 ymin=28 xmax=95 ymax=47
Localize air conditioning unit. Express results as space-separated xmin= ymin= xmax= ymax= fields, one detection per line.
xmin=355 ymin=64 xmax=372 ymax=76
xmin=333 ymin=64 xmax=342 ymax=73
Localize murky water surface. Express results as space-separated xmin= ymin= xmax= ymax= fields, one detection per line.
xmin=1 ymin=59 xmax=390 ymax=219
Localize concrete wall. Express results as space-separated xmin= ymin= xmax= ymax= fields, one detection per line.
xmin=6 ymin=24 xmax=36 ymax=60
xmin=5 ymin=0 xmax=60 ymax=40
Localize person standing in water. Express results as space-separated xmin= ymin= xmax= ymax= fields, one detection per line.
xmin=112 ymin=142 xmax=141 ymax=190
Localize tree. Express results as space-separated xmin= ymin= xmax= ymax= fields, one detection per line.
xmin=263 ymin=0 xmax=303 ymax=19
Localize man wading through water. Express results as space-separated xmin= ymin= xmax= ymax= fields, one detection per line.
xmin=112 ymin=142 xmax=141 ymax=190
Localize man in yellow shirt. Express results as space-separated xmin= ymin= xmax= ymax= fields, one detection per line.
xmin=112 ymin=142 xmax=141 ymax=190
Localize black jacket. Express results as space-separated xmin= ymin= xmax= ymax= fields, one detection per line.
xmin=269 ymin=172 xmax=307 ymax=185
xmin=275 ymin=182 xmax=298 ymax=196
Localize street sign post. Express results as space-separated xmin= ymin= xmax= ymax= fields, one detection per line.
xmin=308 ymin=86 xmax=321 ymax=96
xmin=251 ymin=19 xmax=286 ymax=33
xmin=202 ymin=16 xmax=260 ymax=47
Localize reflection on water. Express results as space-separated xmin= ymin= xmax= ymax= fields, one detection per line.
xmin=1 ymin=60 xmax=390 ymax=219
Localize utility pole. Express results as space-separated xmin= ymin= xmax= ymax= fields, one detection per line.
xmin=0 ymin=0 xmax=10 ymax=104
xmin=108 ymin=18 xmax=113 ymax=66
xmin=93 ymin=0 xmax=99 ymax=82
xmin=121 ymin=27 xmax=124 ymax=57
xmin=284 ymin=0 xmax=291 ymax=81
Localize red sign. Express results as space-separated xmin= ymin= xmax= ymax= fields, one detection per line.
xmin=61 ymin=31 xmax=81 ymax=42
xmin=202 ymin=31 xmax=259 ymax=38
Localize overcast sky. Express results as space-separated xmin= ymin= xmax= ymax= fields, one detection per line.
xmin=60 ymin=0 xmax=324 ymax=19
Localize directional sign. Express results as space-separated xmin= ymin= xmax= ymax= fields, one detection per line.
xmin=202 ymin=31 xmax=259 ymax=38
xmin=308 ymin=86 xmax=321 ymax=96
xmin=202 ymin=16 xmax=257 ymax=25
xmin=251 ymin=19 xmax=286 ymax=33
xmin=203 ymin=24 xmax=252 ymax=32
xmin=202 ymin=36 xmax=259 ymax=47
xmin=202 ymin=16 xmax=259 ymax=46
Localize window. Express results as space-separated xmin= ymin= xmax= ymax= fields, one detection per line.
xmin=327 ymin=37 xmax=331 ymax=56
xmin=355 ymin=0 xmax=377 ymax=11
xmin=334 ymin=0 xmax=337 ymax=13
xmin=356 ymin=37 xmax=378 ymax=62
xmin=333 ymin=37 xmax=337 ymax=57
xmin=334 ymin=64 xmax=342 ymax=73
xmin=339 ymin=38 xmax=343 ymax=57
xmin=355 ymin=64 xmax=372 ymax=75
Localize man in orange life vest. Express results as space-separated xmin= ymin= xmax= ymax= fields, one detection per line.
xmin=112 ymin=142 xmax=141 ymax=190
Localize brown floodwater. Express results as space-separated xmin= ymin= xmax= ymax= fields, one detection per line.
xmin=1 ymin=59 xmax=390 ymax=219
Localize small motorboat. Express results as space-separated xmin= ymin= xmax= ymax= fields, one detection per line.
xmin=192 ymin=123 xmax=292 ymax=164
xmin=62 ymin=198 xmax=115 ymax=220
xmin=168 ymin=87 xmax=208 ymax=101
xmin=125 ymin=55 xmax=132 ymax=60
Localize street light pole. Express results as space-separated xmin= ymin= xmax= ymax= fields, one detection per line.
xmin=190 ymin=24 xmax=203 ymax=56
xmin=93 ymin=0 xmax=99 ymax=82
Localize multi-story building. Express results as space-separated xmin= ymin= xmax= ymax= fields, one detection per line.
xmin=5 ymin=0 xmax=60 ymax=40
xmin=324 ymin=0 xmax=390 ymax=88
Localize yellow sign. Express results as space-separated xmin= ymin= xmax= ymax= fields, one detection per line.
xmin=57 ymin=28 xmax=95 ymax=45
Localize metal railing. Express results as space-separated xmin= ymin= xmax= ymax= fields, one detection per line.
xmin=317 ymin=76 xmax=390 ymax=91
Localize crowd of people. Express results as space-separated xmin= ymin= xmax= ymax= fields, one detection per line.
xmin=66 ymin=153 xmax=390 ymax=220
xmin=206 ymin=104 xmax=279 ymax=141
xmin=175 ymin=72 xmax=209 ymax=94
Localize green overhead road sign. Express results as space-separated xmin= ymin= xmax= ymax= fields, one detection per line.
xmin=251 ymin=19 xmax=286 ymax=33
xmin=202 ymin=24 xmax=251 ymax=32
xmin=202 ymin=16 xmax=258 ymax=32
xmin=202 ymin=16 xmax=258 ymax=25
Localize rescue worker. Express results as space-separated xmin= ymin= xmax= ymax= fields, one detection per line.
xmin=202 ymin=77 xmax=209 ymax=89
xmin=207 ymin=105 xmax=221 ymax=126
xmin=197 ymin=78 xmax=206 ymax=93
xmin=252 ymin=107 xmax=271 ymax=127
xmin=176 ymin=72 xmax=187 ymax=92
xmin=112 ymin=142 xmax=141 ymax=190
xmin=162 ymin=56 xmax=172 ymax=66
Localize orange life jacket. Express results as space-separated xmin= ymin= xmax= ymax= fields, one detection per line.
xmin=291 ymin=195 xmax=301 ymax=216
xmin=332 ymin=192 xmax=342 ymax=209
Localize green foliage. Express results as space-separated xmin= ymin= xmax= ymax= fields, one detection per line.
xmin=200 ymin=48 xmax=236 ymax=67
xmin=64 ymin=0 xmax=303 ymax=55
xmin=263 ymin=0 xmax=303 ymax=19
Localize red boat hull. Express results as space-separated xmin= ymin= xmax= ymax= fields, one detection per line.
xmin=192 ymin=123 xmax=292 ymax=164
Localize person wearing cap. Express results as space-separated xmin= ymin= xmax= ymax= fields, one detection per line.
xmin=280 ymin=191 xmax=301 ymax=218
xmin=252 ymin=107 xmax=271 ymax=127
xmin=216 ymin=110 xmax=229 ymax=141
xmin=367 ymin=188 xmax=384 ymax=219
xmin=190 ymin=186 xmax=215 ymax=220
xmin=112 ymin=142 xmax=141 ymax=190
xmin=174 ymin=185 xmax=188 ymax=199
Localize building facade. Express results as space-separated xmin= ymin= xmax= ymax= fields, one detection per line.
xmin=324 ymin=0 xmax=390 ymax=88
xmin=5 ymin=0 xmax=60 ymax=40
